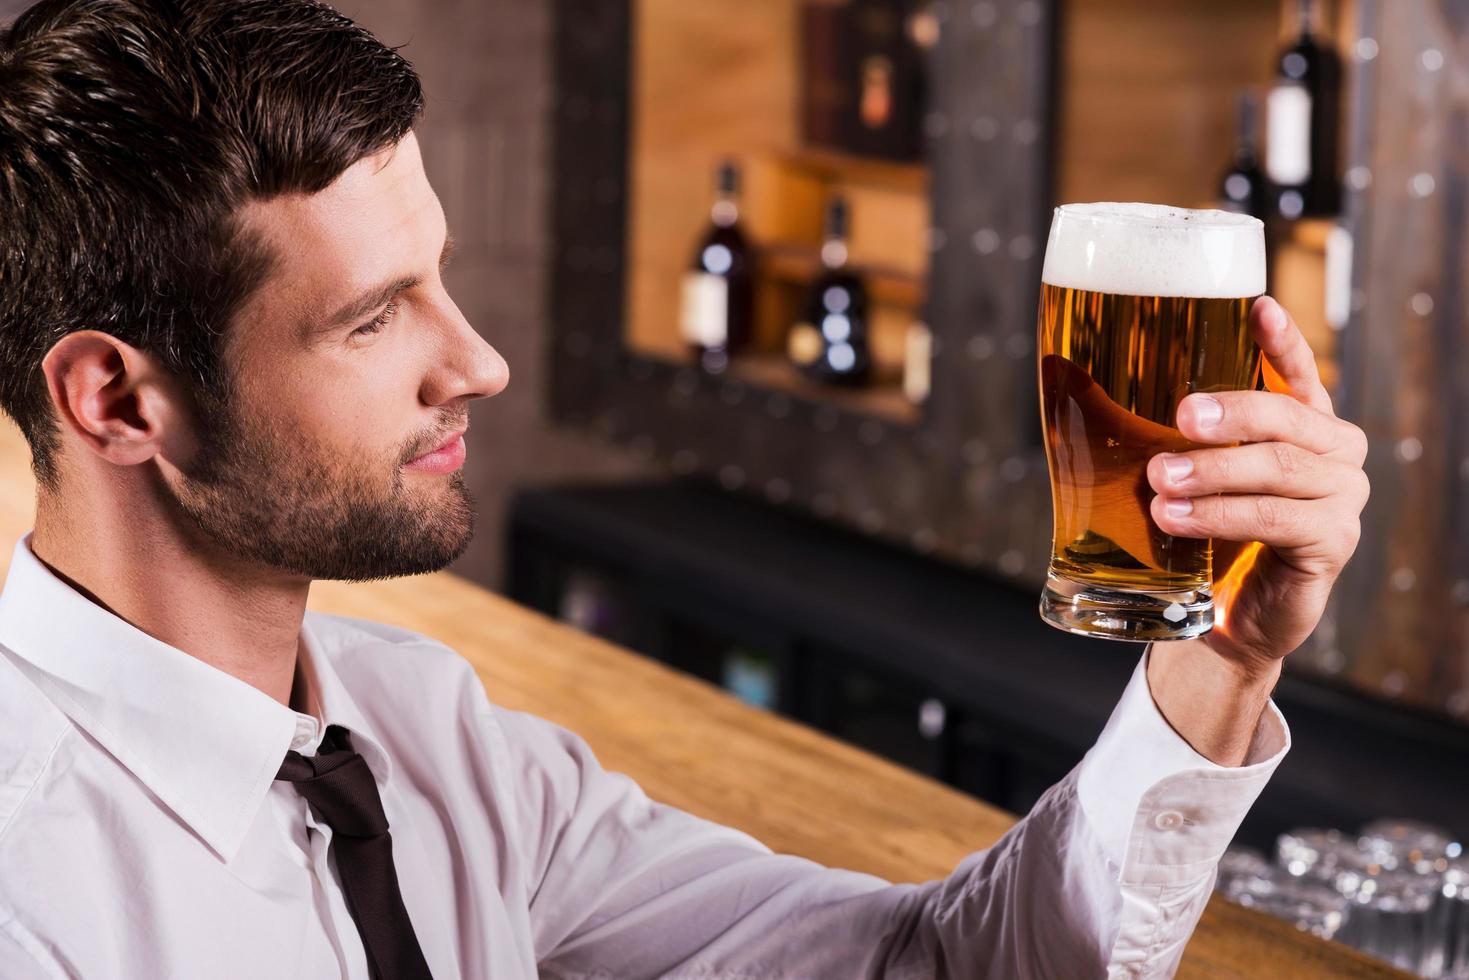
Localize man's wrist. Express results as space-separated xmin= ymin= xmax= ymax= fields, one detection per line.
xmin=1145 ymin=639 xmax=1281 ymax=767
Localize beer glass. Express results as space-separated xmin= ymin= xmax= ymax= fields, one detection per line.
xmin=1036 ymin=203 xmax=1265 ymax=641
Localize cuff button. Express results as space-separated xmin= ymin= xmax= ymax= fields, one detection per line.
xmin=1153 ymin=809 xmax=1185 ymax=831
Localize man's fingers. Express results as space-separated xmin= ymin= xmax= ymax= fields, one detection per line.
xmin=1150 ymin=493 xmax=1362 ymax=569
xmin=1148 ymin=443 xmax=1367 ymax=502
xmin=1252 ymin=295 xmax=1333 ymax=415
xmin=1176 ymin=389 xmax=1368 ymax=464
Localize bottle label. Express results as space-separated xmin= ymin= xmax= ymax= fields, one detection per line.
xmin=1266 ymin=83 xmax=1312 ymax=185
xmin=903 ymin=321 xmax=932 ymax=404
xmin=679 ymin=272 xmax=729 ymax=348
xmin=787 ymin=323 xmax=823 ymax=366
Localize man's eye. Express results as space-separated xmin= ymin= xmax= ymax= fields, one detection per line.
xmin=352 ymin=302 xmax=398 ymax=339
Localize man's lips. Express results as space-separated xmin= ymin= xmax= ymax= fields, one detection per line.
xmin=412 ymin=427 xmax=468 ymax=462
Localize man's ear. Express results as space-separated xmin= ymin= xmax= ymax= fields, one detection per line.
xmin=40 ymin=331 xmax=194 ymax=469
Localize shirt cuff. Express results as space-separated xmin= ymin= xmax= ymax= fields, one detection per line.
xmin=1076 ymin=646 xmax=1290 ymax=885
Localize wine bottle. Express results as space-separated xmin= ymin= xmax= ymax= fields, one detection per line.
xmin=1218 ymin=91 xmax=1270 ymax=221
xmin=679 ymin=160 xmax=753 ymax=374
xmin=1265 ymin=0 xmax=1341 ymax=219
xmin=787 ymin=195 xmax=871 ymax=386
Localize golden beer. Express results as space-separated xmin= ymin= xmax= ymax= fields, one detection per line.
xmin=1036 ymin=204 xmax=1265 ymax=641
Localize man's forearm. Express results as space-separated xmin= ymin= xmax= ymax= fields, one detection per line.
xmin=1145 ymin=639 xmax=1281 ymax=767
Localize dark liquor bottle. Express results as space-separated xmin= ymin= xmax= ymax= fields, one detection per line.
xmin=1218 ymin=91 xmax=1270 ymax=221
xmin=1265 ymin=0 xmax=1341 ymax=219
xmin=679 ymin=160 xmax=753 ymax=374
xmin=787 ymin=195 xmax=871 ymax=386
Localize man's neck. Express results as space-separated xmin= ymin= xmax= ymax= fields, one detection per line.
xmin=33 ymin=495 xmax=312 ymax=708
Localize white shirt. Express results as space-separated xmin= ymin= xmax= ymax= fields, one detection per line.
xmin=0 ymin=530 xmax=1288 ymax=979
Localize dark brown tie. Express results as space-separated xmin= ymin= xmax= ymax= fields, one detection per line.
xmin=275 ymin=723 xmax=434 ymax=980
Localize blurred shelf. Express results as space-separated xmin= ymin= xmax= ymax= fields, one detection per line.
xmin=760 ymin=242 xmax=926 ymax=309
xmin=727 ymin=352 xmax=920 ymax=426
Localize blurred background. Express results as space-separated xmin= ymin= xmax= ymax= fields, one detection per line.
xmin=5 ymin=0 xmax=1469 ymax=973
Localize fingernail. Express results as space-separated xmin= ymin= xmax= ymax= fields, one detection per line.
xmin=1191 ymin=395 xmax=1223 ymax=430
xmin=1165 ymin=498 xmax=1194 ymax=518
xmin=1260 ymin=295 xmax=1285 ymax=331
xmin=1160 ymin=454 xmax=1193 ymax=483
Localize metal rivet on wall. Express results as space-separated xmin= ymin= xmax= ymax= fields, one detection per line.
xmin=1350 ymin=288 xmax=1367 ymax=312
xmin=1448 ymin=691 xmax=1469 ymax=718
xmin=999 ymin=549 xmax=1026 ymax=576
xmin=1009 ymin=235 xmax=1035 ymax=260
xmin=971 ymin=2 xmax=997 ymax=28
xmin=1396 ymin=437 xmax=1423 ymax=463
xmin=1410 ymin=292 xmax=1435 ymax=316
xmin=764 ymin=478 xmax=792 ymax=504
xmin=1000 ymin=456 xmax=1028 ymax=482
xmin=1461 ymin=457 xmax=1469 ymax=481
xmin=962 ymin=439 xmax=990 ymax=466
xmin=971 ymin=228 xmax=1000 ymax=254
xmin=960 ymin=542 xmax=987 ymax=565
xmin=718 ymin=465 xmax=745 ymax=490
xmin=1319 ymin=647 xmax=1345 ymax=674
xmin=1016 ymin=0 xmax=1042 ymax=26
xmin=968 ymin=334 xmax=996 ymax=360
xmin=1390 ymin=567 xmax=1417 ymax=592
xmin=1013 ymin=120 xmax=1039 ymax=145
xmin=1005 ymin=334 xmax=1032 ymax=359
xmin=970 ymin=116 xmax=999 ymax=141
xmin=1421 ymin=48 xmax=1444 ymax=72
xmin=924 ymin=112 xmax=950 ymax=139
xmin=1451 ymin=579 xmax=1469 ymax=606
xmin=1381 ymin=670 xmax=1407 ymax=696
xmin=860 ymin=510 xmax=885 ymax=534
xmin=912 ymin=528 xmax=938 ymax=553
xmin=1345 ymin=166 xmax=1372 ymax=190
xmin=1409 ymin=172 xmax=1436 ymax=198
xmin=1355 ymin=37 xmax=1379 ymax=61
xmin=928 ymin=227 xmax=949 ymax=252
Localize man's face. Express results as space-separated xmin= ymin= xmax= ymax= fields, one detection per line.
xmin=162 ymin=131 xmax=509 ymax=582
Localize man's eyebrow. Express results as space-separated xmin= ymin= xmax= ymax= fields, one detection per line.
xmin=306 ymin=231 xmax=457 ymax=338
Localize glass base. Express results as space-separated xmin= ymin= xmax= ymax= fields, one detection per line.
xmin=1039 ymin=573 xmax=1213 ymax=642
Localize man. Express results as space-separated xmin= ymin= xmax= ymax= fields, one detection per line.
xmin=0 ymin=1 xmax=1369 ymax=977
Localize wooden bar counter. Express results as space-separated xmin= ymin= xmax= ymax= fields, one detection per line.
xmin=0 ymin=419 xmax=1406 ymax=978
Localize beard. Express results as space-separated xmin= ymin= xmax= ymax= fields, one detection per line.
xmin=161 ymin=387 xmax=475 ymax=582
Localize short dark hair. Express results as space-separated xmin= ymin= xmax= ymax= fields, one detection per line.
xmin=0 ymin=0 xmax=424 ymax=493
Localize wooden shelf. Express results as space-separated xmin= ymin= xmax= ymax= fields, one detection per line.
xmin=759 ymin=243 xmax=925 ymax=309
xmin=727 ymin=352 xmax=920 ymax=427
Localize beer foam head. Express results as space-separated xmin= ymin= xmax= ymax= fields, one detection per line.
xmin=1041 ymin=202 xmax=1265 ymax=298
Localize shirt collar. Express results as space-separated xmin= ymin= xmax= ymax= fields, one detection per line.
xmin=0 ymin=530 xmax=393 ymax=864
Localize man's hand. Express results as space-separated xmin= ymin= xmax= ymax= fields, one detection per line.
xmin=1143 ymin=295 xmax=1370 ymax=765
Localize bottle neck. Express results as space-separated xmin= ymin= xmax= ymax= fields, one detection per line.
xmin=1295 ymin=0 xmax=1315 ymax=39
xmin=711 ymin=196 xmax=738 ymax=228
xmin=820 ymin=237 xmax=849 ymax=270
